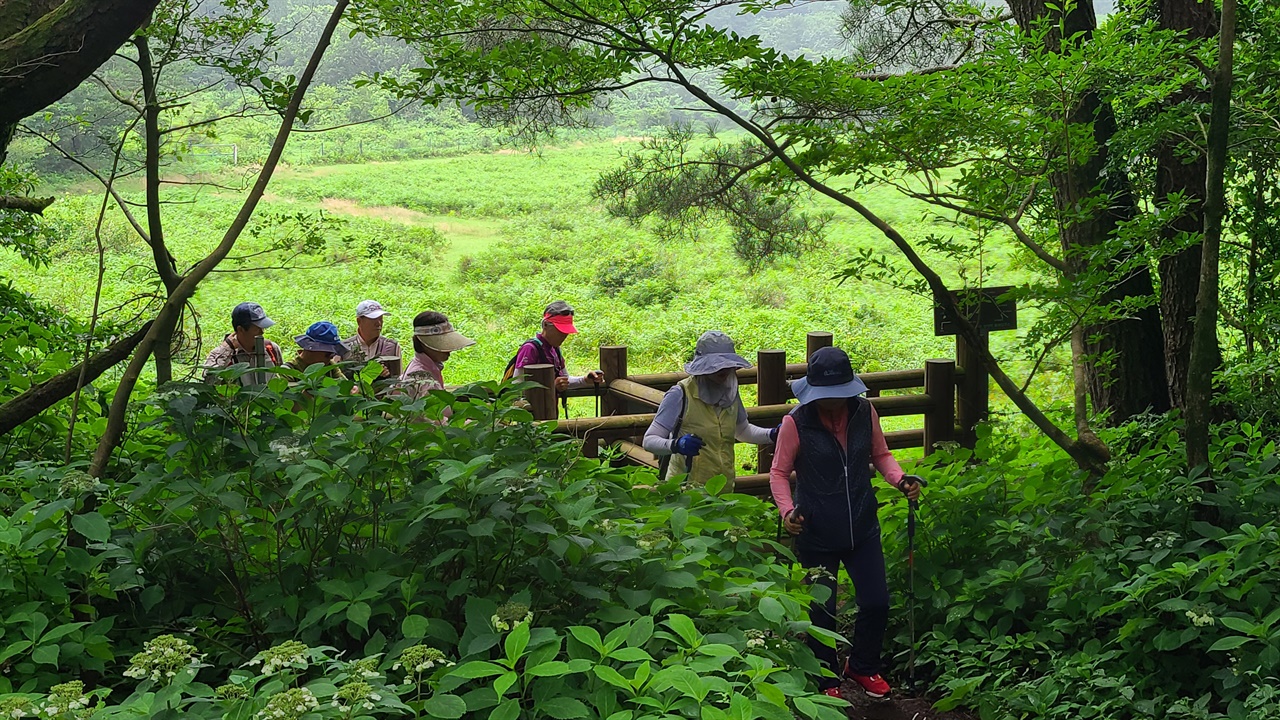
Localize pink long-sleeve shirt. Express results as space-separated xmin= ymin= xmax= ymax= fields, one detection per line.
xmin=768 ymin=403 xmax=905 ymax=519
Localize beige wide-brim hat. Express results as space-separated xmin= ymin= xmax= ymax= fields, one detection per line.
xmin=413 ymin=320 xmax=476 ymax=353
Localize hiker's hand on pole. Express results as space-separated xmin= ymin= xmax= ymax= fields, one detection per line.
xmin=585 ymin=370 xmax=604 ymax=384
xmin=554 ymin=376 xmax=569 ymax=393
xmin=673 ymin=434 xmax=704 ymax=457
xmin=900 ymin=474 xmax=926 ymax=501
xmin=783 ymin=509 xmax=804 ymax=535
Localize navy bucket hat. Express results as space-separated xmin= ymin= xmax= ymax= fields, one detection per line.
xmin=790 ymin=346 xmax=868 ymax=405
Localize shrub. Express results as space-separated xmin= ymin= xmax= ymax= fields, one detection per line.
xmin=0 ymin=370 xmax=848 ymax=719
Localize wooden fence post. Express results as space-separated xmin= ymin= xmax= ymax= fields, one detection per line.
xmin=600 ymin=345 xmax=628 ymax=416
xmin=756 ymin=349 xmax=787 ymax=473
xmin=955 ymin=332 xmax=989 ymax=447
xmin=923 ymin=359 xmax=956 ymax=455
xmin=806 ymin=331 xmax=833 ymax=360
xmin=252 ymin=335 xmax=267 ymax=385
xmin=524 ymin=364 xmax=558 ymax=421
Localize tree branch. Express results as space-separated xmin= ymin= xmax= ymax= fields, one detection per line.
xmin=0 ymin=194 xmax=54 ymax=212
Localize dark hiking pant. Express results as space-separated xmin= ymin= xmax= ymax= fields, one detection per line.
xmin=798 ymin=535 xmax=890 ymax=689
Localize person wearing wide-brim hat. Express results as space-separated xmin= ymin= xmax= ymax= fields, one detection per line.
xmin=642 ymin=331 xmax=779 ymax=490
xmin=768 ymin=346 xmax=923 ymax=701
xmin=288 ymin=320 xmax=349 ymax=375
xmin=400 ymin=311 xmax=475 ymax=400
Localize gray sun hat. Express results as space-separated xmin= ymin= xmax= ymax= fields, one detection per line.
xmin=790 ymin=346 xmax=868 ymax=404
xmin=683 ymin=331 xmax=752 ymax=376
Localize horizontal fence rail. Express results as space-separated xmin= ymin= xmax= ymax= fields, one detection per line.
xmin=521 ymin=331 xmax=987 ymax=498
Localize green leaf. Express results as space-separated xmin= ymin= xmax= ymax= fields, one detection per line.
xmin=626 ymin=616 xmax=654 ymax=647
xmin=664 ymin=614 xmax=702 ymax=648
xmin=1219 ymin=617 xmax=1258 ymax=635
xmin=489 ymin=700 xmax=520 ymax=720
xmin=758 ymin=597 xmax=785 ymax=624
xmin=70 ymin=512 xmax=110 ymax=543
xmin=423 ymin=693 xmax=467 ymax=719
xmin=705 ymin=475 xmax=727 ymax=496
xmin=403 ymin=615 xmax=430 ymax=639
xmin=504 ymin=621 xmax=530 ymax=663
xmin=755 ymin=682 xmax=788 ymax=707
xmin=347 ymin=602 xmax=372 ymax=632
xmin=528 ymin=660 xmax=585 ymax=678
xmin=609 ymin=647 xmax=653 ymax=662
xmin=1209 ymin=636 xmax=1252 ymax=651
xmin=32 ymin=644 xmax=59 ymax=667
xmin=494 ymin=671 xmax=518 ymax=698
xmin=538 ymin=697 xmax=590 ymax=719
xmin=593 ymin=665 xmax=633 ymax=692
xmin=568 ymin=626 xmax=605 ymax=652
xmin=698 ymin=644 xmax=741 ymax=658
xmin=451 ymin=661 xmax=506 ymax=679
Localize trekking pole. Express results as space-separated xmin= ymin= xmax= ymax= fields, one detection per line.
xmin=593 ymin=378 xmax=602 ymax=418
xmin=902 ymin=474 xmax=928 ymax=692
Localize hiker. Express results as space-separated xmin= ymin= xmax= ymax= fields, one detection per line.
xmin=508 ymin=300 xmax=604 ymax=400
xmin=287 ymin=320 xmax=349 ymax=375
xmin=642 ymin=331 xmax=778 ymax=489
xmin=401 ymin=311 xmax=474 ymax=400
xmin=344 ymin=299 xmax=402 ymax=379
xmin=202 ymin=301 xmax=283 ymax=384
xmin=768 ymin=346 xmax=923 ymax=701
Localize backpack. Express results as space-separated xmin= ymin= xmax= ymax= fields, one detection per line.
xmin=502 ymin=337 xmax=545 ymax=383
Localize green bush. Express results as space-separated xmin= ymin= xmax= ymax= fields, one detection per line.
xmin=885 ymin=417 xmax=1280 ymax=720
xmin=0 ymin=369 xmax=848 ymax=719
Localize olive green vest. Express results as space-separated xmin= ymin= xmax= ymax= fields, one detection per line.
xmin=666 ymin=376 xmax=738 ymax=490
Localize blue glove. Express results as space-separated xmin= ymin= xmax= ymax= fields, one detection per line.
xmin=768 ymin=426 xmax=779 ymax=443
xmin=673 ymin=434 xmax=704 ymax=457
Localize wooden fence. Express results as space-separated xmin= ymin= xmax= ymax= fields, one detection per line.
xmin=520 ymin=331 xmax=987 ymax=497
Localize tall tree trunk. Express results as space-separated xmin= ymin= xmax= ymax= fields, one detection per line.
xmin=89 ymin=0 xmax=351 ymax=477
xmin=0 ymin=0 xmax=161 ymax=125
xmin=1009 ymin=0 xmax=1170 ymax=421
xmin=135 ymin=34 xmax=182 ymax=385
xmin=1186 ymin=0 xmax=1236 ymax=469
xmin=1157 ymin=0 xmax=1218 ymax=410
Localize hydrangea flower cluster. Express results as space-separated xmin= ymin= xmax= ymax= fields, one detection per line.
xmin=1185 ymin=606 xmax=1215 ymax=627
xmin=122 ymin=635 xmax=201 ymax=683
xmin=268 ymin=436 xmax=309 ymax=463
xmin=0 ymin=696 xmax=35 ymax=719
xmin=58 ymin=471 xmax=100 ymax=498
xmin=254 ymin=688 xmax=319 ymax=720
xmin=636 ymin=531 xmax=669 ymax=551
xmin=331 ymin=681 xmax=380 ymax=713
xmin=725 ymin=526 xmax=748 ymax=543
xmin=39 ymin=682 xmax=93 ymax=719
xmin=593 ymin=518 xmax=618 ymax=533
xmin=246 ymin=641 xmax=310 ymax=675
xmin=1145 ymin=531 xmax=1180 ymax=549
xmin=490 ymin=602 xmax=533 ymax=632
xmin=215 ymin=684 xmax=250 ymax=701
xmin=393 ymin=645 xmax=453 ymax=678
xmin=348 ymin=657 xmax=382 ymax=680
xmin=745 ymin=629 xmax=767 ymax=650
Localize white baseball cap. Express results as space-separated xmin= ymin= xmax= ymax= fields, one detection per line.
xmin=356 ymin=300 xmax=388 ymax=319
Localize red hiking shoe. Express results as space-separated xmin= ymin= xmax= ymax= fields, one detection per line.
xmin=821 ymin=687 xmax=844 ymax=700
xmin=847 ymin=672 xmax=891 ymax=698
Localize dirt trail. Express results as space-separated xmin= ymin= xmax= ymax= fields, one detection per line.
xmin=319 ymin=197 xmax=428 ymax=224
xmin=840 ymin=684 xmax=971 ymax=720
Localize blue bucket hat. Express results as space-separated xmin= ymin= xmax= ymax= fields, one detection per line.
xmin=684 ymin=330 xmax=752 ymax=376
xmin=295 ymin=320 xmax=349 ymax=358
xmin=790 ymin=346 xmax=868 ymax=405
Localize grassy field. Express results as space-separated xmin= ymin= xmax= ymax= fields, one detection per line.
xmin=3 ymin=138 xmax=1062 ymax=440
